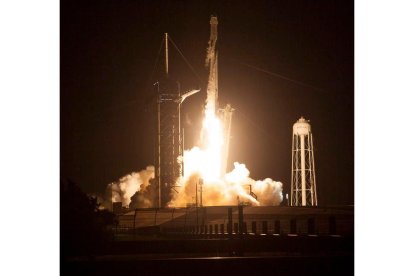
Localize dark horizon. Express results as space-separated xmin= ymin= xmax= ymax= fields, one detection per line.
xmin=61 ymin=0 xmax=354 ymax=206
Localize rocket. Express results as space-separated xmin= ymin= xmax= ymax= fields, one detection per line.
xmin=205 ymin=15 xmax=218 ymax=114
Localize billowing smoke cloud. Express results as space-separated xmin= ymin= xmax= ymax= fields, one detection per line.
xmin=252 ymin=178 xmax=284 ymax=206
xmin=171 ymin=162 xmax=283 ymax=207
xmin=106 ymin=166 xmax=155 ymax=208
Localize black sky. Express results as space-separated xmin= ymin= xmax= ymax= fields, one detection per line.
xmin=61 ymin=0 xmax=354 ymax=205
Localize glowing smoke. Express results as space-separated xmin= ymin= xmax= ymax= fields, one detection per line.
xmin=172 ymin=162 xmax=283 ymax=207
xmin=107 ymin=166 xmax=155 ymax=207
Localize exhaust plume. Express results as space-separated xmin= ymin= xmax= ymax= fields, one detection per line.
xmin=106 ymin=166 xmax=155 ymax=207
xmin=171 ymin=162 xmax=283 ymax=207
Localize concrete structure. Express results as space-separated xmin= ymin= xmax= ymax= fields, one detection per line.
xmin=117 ymin=206 xmax=353 ymax=236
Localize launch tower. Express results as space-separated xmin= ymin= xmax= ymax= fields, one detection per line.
xmin=155 ymin=33 xmax=182 ymax=208
xmin=155 ymin=34 xmax=200 ymax=208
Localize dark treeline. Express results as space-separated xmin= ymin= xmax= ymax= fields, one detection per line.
xmin=61 ymin=179 xmax=116 ymax=257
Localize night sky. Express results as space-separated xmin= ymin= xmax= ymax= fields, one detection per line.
xmin=61 ymin=0 xmax=354 ymax=206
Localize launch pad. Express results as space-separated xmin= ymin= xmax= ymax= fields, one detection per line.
xmin=116 ymin=205 xmax=353 ymax=237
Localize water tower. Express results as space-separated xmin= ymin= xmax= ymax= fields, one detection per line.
xmin=291 ymin=117 xmax=318 ymax=206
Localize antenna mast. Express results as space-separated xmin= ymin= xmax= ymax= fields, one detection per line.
xmin=165 ymin=33 xmax=169 ymax=76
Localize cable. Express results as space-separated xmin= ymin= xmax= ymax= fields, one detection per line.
xmin=235 ymin=60 xmax=324 ymax=92
xmin=218 ymin=93 xmax=280 ymax=148
xmin=144 ymin=37 xmax=165 ymax=93
xmin=167 ymin=35 xmax=203 ymax=84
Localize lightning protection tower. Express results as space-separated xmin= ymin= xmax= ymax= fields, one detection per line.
xmin=155 ymin=33 xmax=182 ymax=209
xmin=291 ymin=117 xmax=318 ymax=206
xmin=154 ymin=33 xmax=200 ymax=208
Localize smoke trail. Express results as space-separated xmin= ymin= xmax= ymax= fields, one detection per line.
xmin=106 ymin=166 xmax=155 ymax=207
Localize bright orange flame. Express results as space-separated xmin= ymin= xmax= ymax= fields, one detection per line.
xmin=184 ymin=106 xmax=223 ymax=182
xmin=171 ymin=100 xmax=284 ymax=207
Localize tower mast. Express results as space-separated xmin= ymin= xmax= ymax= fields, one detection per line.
xmin=165 ymin=33 xmax=169 ymax=76
xmin=155 ymin=32 xmax=200 ymax=208
xmin=156 ymin=32 xmax=181 ymax=208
